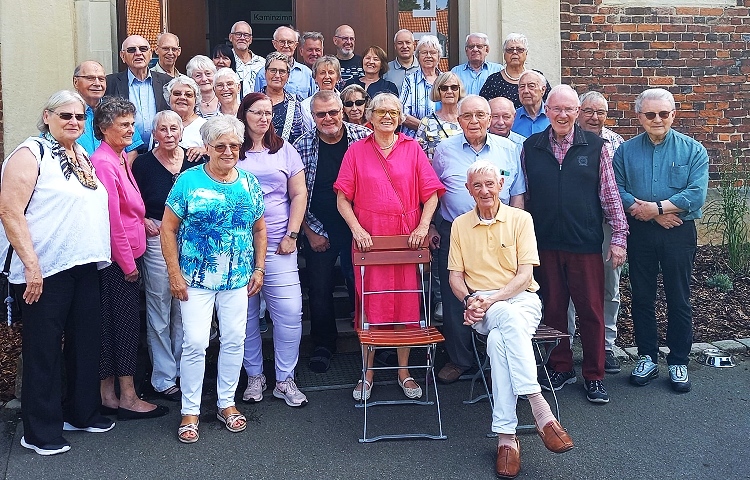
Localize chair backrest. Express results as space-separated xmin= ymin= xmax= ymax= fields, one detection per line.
xmin=355 ymin=235 xmax=431 ymax=330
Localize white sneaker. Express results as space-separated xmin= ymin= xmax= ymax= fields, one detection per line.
xmin=273 ymin=378 xmax=308 ymax=407
xmin=20 ymin=436 xmax=71 ymax=456
xmin=242 ymin=373 xmax=266 ymax=403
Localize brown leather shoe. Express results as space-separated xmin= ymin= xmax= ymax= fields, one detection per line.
xmin=495 ymin=437 xmax=521 ymax=479
xmin=536 ymin=419 xmax=574 ymax=453
xmin=437 ymin=362 xmax=466 ymax=384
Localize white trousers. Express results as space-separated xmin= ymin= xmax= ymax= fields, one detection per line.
xmin=472 ymin=290 xmax=542 ymax=434
xmin=243 ymin=249 xmax=302 ymax=381
xmin=567 ymin=221 xmax=621 ymax=350
xmin=142 ymin=223 xmax=183 ymax=392
xmin=180 ymin=286 xmax=248 ymax=415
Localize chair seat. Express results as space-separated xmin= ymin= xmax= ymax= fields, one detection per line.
xmin=357 ymin=326 xmax=445 ymax=347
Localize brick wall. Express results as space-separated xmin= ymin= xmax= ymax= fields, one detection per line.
xmin=560 ymin=1 xmax=750 ymax=183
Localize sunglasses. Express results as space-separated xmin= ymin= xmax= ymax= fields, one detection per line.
xmin=641 ymin=110 xmax=672 ymax=120
xmin=343 ymin=99 xmax=366 ymax=107
xmin=374 ymin=109 xmax=400 ymax=118
xmin=125 ymin=45 xmax=150 ymax=54
xmin=49 ymin=110 xmax=86 ymax=122
xmin=438 ymin=85 xmax=460 ymax=92
xmin=313 ymin=109 xmax=342 ymax=119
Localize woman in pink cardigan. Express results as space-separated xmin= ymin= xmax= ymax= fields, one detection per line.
xmin=91 ymin=98 xmax=168 ymax=421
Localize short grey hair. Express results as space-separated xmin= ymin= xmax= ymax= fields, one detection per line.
xmin=431 ymin=72 xmax=465 ymax=102
xmin=457 ymin=94 xmax=491 ymax=115
xmin=579 ymin=91 xmax=608 ymax=109
xmin=152 ymin=110 xmax=183 ymax=132
xmin=37 ymin=90 xmax=86 ymax=134
xmin=519 ymin=70 xmax=547 ymax=88
xmin=156 ymin=32 xmax=180 ymax=46
xmin=365 ymin=92 xmax=405 ymax=123
xmin=467 ymin=160 xmax=502 ymax=182
xmin=547 ymin=84 xmax=581 ymax=106
xmin=635 ymin=88 xmax=675 ymax=113
xmin=311 ymin=90 xmax=343 ymax=111
xmin=93 ymin=97 xmax=136 ymax=140
xmin=200 ymin=115 xmax=244 ymax=146
xmin=186 ymin=55 xmax=216 ymax=79
xmin=465 ymin=33 xmax=489 ymax=47
xmin=503 ymin=33 xmax=529 ymax=51
xmin=164 ymin=75 xmax=201 ymax=106
xmin=273 ymin=26 xmax=299 ymax=42
xmin=416 ymin=35 xmax=442 ymax=57
xmin=231 ymin=21 xmax=251 ymax=34
xmin=312 ymin=55 xmax=341 ymax=79
xmin=265 ymin=51 xmax=292 ymax=69
xmin=215 ymin=67 xmax=240 ymax=85
xmin=301 ymin=31 xmax=324 ymax=44
xmin=394 ymin=29 xmax=414 ymax=43
xmin=73 ymin=60 xmax=103 ymax=77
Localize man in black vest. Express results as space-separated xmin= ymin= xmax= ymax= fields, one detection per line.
xmin=523 ymin=85 xmax=628 ymax=404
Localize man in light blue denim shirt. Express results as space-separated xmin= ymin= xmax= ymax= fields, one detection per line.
xmin=612 ymin=88 xmax=708 ymax=394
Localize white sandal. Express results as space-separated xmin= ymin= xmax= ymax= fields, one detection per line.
xmin=352 ymin=379 xmax=372 ymax=401
xmin=178 ymin=418 xmax=199 ymax=444
xmin=398 ymin=376 xmax=423 ymax=399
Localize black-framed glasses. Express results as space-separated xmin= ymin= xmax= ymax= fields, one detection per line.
xmin=466 ymin=44 xmax=487 ymax=50
xmin=343 ymin=99 xmax=366 ymax=107
xmin=208 ymin=143 xmax=241 ymax=153
xmin=438 ymin=85 xmax=460 ymax=92
xmin=641 ymin=110 xmax=672 ymax=120
xmin=49 ymin=110 xmax=86 ymax=122
xmin=231 ymin=32 xmax=252 ymax=39
xmin=125 ymin=45 xmax=150 ymax=54
xmin=313 ymin=109 xmax=342 ymax=119
xmin=505 ymin=47 xmax=526 ymax=54
xmin=273 ymin=40 xmax=297 ymax=47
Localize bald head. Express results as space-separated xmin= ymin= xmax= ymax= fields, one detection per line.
xmin=155 ymin=32 xmax=181 ymax=73
xmin=73 ymin=60 xmax=106 ymax=107
xmin=488 ymin=97 xmax=516 ymax=137
xmin=333 ymin=24 xmax=355 ymax=59
xmin=120 ymin=35 xmax=152 ymax=74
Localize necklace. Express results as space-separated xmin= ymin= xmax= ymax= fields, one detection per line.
xmin=503 ymin=67 xmax=526 ymax=82
xmin=201 ymin=95 xmax=217 ymax=107
xmin=377 ymin=134 xmax=397 ymax=150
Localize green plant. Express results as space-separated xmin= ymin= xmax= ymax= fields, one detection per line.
xmin=702 ymin=155 xmax=750 ymax=273
xmin=706 ymin=273 xmax=733 ymax=293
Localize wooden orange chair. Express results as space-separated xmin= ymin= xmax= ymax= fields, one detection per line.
xmin=353 ymin=235 xmax=447 ymax=442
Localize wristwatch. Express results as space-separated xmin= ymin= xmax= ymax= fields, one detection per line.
xmin=463 ymin=294 xmax=473 ymax=310
xmin=286 ymin=231 xmax=299 ymax=239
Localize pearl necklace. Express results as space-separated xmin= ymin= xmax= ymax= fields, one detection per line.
xmin=503 ymin=67 xmax=526 ymax=82
xmin=377 ymin=134 xmax=397 ymax=150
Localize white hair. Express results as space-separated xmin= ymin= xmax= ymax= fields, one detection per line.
xmin=465 ymin=33 xmax=489 ymax=47
xmin=503 ymin=33 xmax=529 ymax=51
xmin=467 ymin=160 xmax=502 ymax=181
xmin=635 ymin=88 xmax=675 ymax=113
xmin=186 ymin=55 xmax=217 ymax=79
xmin=200 ymin=115 xmax=244 ymax=146
xmin=416 ymin=35 xmax=443 ymax=57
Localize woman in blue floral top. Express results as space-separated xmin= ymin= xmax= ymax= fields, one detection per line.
xmin=161 ymin=115 xmax=267 ymax=444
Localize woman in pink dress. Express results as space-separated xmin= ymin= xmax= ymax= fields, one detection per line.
xmin=334 ymin=92 xmax=445 ymax=401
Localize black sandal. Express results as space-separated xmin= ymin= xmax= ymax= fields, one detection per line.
xmin=308 ymin=346 xmax=333 ymax=373
xmin=156 ymin=385 xmax=181 ymax=402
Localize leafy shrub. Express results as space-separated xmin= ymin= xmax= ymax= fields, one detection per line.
xmin=706 ymin=273 xmax=733 ymax=293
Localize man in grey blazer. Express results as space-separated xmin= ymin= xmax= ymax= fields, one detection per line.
xmin=105 ymin=35 xmax=171 ymax=150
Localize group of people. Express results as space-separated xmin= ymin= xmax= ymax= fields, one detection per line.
xmin=0 ymin=20 xmax=709 ymax=479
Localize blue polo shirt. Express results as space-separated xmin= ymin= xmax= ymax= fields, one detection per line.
xmin=511 ymin=104 xmax=550 ymax=138
xmin=450 ymin=61 xmax=502 ymax=95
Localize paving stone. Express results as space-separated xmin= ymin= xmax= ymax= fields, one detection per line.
xmin=736 ymin=338 xmax=750 ymax=349
xmin=623 ymin=347 xmax=639 ymax=359
xmin=3 ymin=399 xmax=20 ymax=410
xmin=711 ymin=339 xmax=748 ymax=353
xmin=611 ymin=345 xmax=629 ymax=360
xmin=690 ymin=342 xmax=715 ymax=355
xmin=658 ymin=346 xmax=670 ymax=358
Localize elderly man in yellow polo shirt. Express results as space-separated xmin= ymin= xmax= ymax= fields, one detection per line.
xmin=448 ymin=160 xmax=573 ymax=479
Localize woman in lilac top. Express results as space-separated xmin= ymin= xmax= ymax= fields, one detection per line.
xmin=236 ymin=93 xmax=309 ymax=407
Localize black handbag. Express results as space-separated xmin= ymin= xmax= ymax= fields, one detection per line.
xmin=1 ymin=246 xmax=21 ymax=326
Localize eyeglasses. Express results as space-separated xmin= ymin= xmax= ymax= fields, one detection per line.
xmin=547 ymin=106 xmax=578 ymax=114
xmin=267 ymin=68 xmax=289 ymax=76
xmin=581 ymin=108 xmax=607 ymax=117
xmin=343 ymin=99 xmax=367 ymax=107
xmin=419 ymin=50 xmax=439 ymax=57
xmin=505 ymin=47 xmax=527 ymax=54
xmin=125 ymin=45 xmax=150 ymax=54
xmin=208 ymin=143 xmax=241 ymax=153
xmin=49 ymin=110 xmax=86 ymax=122
xmin=273 ymin=40 xmax=297 ymax=47
xmin=334 ymin=35 xmax=355 ymax=42
xmin=641 ymin=110 xmax=673 ymax=120
xmin=215 ymin=82 xmax=237 ymax=90
xmin=231 ymin=32 xmax=252 ymax=39
xmin=171 ymin=91 xmax=195 ymax=98
xmin=373 ymin=109 xmax=400 ymax=118
xmin=466 ymin=44 xmax=487 ymax=50
xmin=313 ymin=109 xmax=342 ymax=119
xmin=74 ymin=75 xmax=106 ymax=83
xmin=246 ymin=109 xmax=273 ymax=118
xmin=438 ymin=85 xmax=460 ymax=92
xmin=459 ymin=111 xmax=489 ymax=121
